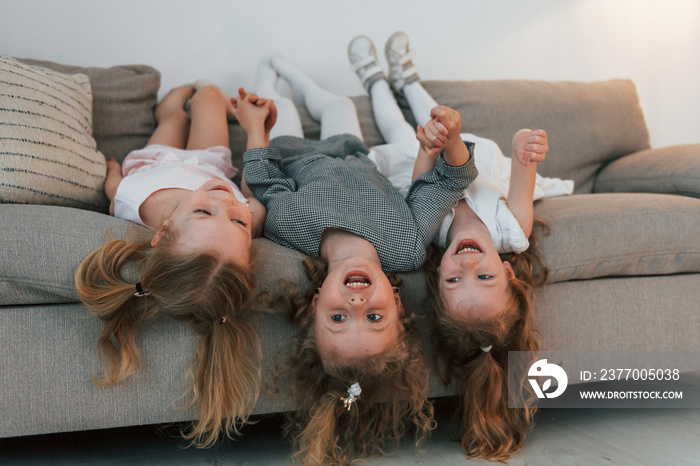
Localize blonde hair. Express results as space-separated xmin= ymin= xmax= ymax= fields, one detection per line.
xmin=75 ymin=226 xmax=261 ymax=447
xmin=424 ymin=227 xmax=548 ymax=461
xmin=269 ymin=257 xmax=435 ymax=465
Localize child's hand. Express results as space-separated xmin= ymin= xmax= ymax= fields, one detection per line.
xmin=416 ymin=117 xmax=447 ymax=157
xmin=231 ymin=87 xmax=277 ymax=134
xmin=426 ymin=105 xmax=470 ymax=167
xmin=429 ymin=106 xmax=462 ymax=152
xmin=512 ymin=129 xmax=548 ymax=166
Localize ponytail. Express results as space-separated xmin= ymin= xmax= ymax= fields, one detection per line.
xmin=182 ymin=311 xmax=261 ymax=447
xmin=75 ymin=237 xmax=157 ymax=385
xmin=425 ymin=241 xmax=544 ymax=461
xmin=75 ymin=227 xmax=260 ymax=447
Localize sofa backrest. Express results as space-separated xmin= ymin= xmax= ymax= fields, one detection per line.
xmin=21 ymin=58 xmax=650 ymax=195
xmin=274 ymin=79 xmax=651 ymax=195
xmin=423 ymin=79 xmax=651 ymax=194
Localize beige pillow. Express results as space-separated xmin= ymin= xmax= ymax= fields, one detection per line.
xmin=0 ymin=56 xmax=107 ymax=211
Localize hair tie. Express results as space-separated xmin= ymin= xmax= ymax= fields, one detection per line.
xmin=220 ymin=316 xmax=228 ymax=325
xmin=133 ymin=282 xmax=151 ymax=297
xmin=481 ymin=345 xmax=493 ymax=353
xmin=340 ymin=382 xmax=362 ymax=410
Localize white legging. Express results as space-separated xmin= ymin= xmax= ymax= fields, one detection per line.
xmin=256 ymin=56 xmax=362 ymax=141
xmin=369 ymin=80 xmax=438 ymax=145
xmin=256 ymin=56 xmax=438 ymax=147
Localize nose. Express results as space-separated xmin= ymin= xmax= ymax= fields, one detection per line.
xmin=348 ymin=296 xmax=367 ymax=306
xmin=456 ymin=255 xmax=479 ymax=269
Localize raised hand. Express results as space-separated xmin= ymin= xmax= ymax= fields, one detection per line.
xmin=512 ymin=129 xmax=548 ymax=166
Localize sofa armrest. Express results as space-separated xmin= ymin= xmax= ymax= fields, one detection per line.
xmin=593 ymin=144 xmax=700 ymax=197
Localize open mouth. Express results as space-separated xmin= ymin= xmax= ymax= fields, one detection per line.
xmin=455 ymin=239 xmax=482 ymax=255
xmin=344 ymin=272 xmax=371 ymax=289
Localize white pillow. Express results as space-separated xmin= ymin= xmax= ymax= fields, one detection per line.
xmin=0 ymin=56 xmax=107 ymax=211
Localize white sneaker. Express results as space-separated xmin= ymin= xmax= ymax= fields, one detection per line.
xmin=385 ymin=31 xmax=420 ymax=93
xmin=348 ymin=35 xmax=385 ymax=92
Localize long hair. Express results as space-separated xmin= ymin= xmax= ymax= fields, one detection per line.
xmin=270 ymin=257 xmax=435 ymax=465
xmin=424 ymin=222 xmax=548 ymax=461
xmin=75 ymin=226 xmax=261 ymax=447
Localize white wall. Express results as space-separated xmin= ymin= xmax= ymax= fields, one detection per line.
xmin=2 ymin=0 xmax=698 ymax=148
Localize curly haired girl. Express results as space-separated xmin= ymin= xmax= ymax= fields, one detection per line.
xmin=75 ymin=83 xmax=267 ymax=447
xmin=348 ymin=32 xmax=573 ymax=460
xmin=271 ymin=257 xmax=435 ymax=465
xmin=235 ymin=55 xmax=477 ymax=463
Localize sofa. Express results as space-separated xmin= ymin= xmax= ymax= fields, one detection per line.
xmin=1 ymin=56 xmax=699 ymax=440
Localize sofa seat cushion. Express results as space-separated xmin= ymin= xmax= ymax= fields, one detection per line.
xmin=0 ymin=205 xmax=134 ymax=305
xmin=532 ymin=193 xmax=700 ymax=283
xmin=0 ymin=202 xmax=434 ymax=316
xmin=0 ymin=204 xmax=319 ymax=307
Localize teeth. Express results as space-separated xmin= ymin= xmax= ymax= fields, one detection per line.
xmin=456 ymin=243 xmax=481 ymax=254
xmin=346 ymin=282 xmax=369 ymax=288
xmin=345 ymin=275 xmax=370 ymax=287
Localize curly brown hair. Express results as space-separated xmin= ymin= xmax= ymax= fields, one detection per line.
xmin=75 ymin=226 xmax=261 ymax=448
xmin=269 ymin=256 xmax=435 ymax=465
xmin=424 ymin=223 xmax=548 ymax=461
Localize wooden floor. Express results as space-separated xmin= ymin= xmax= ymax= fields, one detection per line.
xmin=2 ymin=401 xmax=699 ymax=465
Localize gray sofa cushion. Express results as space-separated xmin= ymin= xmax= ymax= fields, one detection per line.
xmin=0 ymin=206 xmax=430 ymax=313
xmin=0 ymin=205 xmax=133 ymax=305
xmin=5 ymin=190 xmax=699 ymax=306
xmin=532 ymin=193 xmax=700 ymax=283
xmin=594 ymin=144 xmax=700 ymax=197
xmin=422 ymin=79 xmax=651 ymax=194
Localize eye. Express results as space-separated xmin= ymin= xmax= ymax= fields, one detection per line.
xmin=232 ymin=218 xmax=249 ymax=227
xmin=331 ymin=314 xmax=346 ymax=323
xmin=478 ymin=275 xmax=493 ymax=280
xmin=446 ymin=277 xmax=460 ymax=283
xmin=367 ymin=314 xmax=382 ymax=322
xmin=193 ymin=208 xmax=211 ymax=215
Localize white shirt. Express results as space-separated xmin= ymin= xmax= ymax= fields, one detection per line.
xmin=368 ymin=133 xmax=574 ymax=253
xmin=114 ymin=145 xmax=247 ymax=226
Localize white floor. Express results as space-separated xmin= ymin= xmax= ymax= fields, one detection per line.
xmin=2 ymin=401 xmax=699 ymax=465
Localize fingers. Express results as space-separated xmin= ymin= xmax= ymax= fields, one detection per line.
xmin=266 ymin=101 xmax=278 ymax=132
xmin=524 ymin=129 xmax=548 ymax=163
xmin=416 ymin=125 xmax=442 ymax=156
xmin=513 ymin=128 xmax=548 ymax=165
xmin=429 ymin=105 xmax=461 ymax=134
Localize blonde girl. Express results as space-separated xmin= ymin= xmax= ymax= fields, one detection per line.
xmin=349 ymin=32 xmax=573 ymax=460
xmin=75 ymin=83 xmax=267 ymax=447
xmin=234 ymin=55 xmax=477 ymax=464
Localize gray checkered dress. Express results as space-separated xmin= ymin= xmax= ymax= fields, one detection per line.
xmin=243 ymin=134 xmax=477 ymax=272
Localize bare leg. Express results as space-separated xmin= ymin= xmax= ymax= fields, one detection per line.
xmin=186 ymin=85 xmax=231 ymax=150
xmin=147 ymin=84 xmax=195 ymax=149
xmin=271 ymin=56 xmax=362 ymax=141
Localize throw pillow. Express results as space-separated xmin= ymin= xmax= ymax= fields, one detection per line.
xmin=0 ymin=56 xmax=107 ymax=211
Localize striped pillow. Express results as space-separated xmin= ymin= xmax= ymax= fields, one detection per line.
xmin=0 ymin=56 xmax=107 ymax=211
